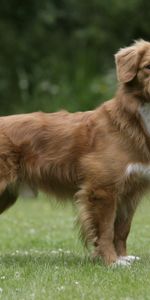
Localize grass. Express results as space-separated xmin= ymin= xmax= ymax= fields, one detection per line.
xmin=0 ymin=195 xmax=149 ymax=300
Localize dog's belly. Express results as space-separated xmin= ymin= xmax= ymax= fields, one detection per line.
xmin=19 ymin=183 xmax=37 ymax=198
xmin=19 ymin=180 xmax=76 ymax=200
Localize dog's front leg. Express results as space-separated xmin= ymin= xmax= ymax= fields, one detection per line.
xmin=114 ymin=215 xmax=132 ymax=257
xmin=114 ymin=200 xmax=140 ymax=263
xmin=77 ymin=187 xmax=117 ymax=265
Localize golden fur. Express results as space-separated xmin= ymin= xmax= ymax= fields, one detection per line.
xmin=1 ymin=40 xmax=150 ymax=265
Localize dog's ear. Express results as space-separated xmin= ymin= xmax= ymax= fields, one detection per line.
xmin=115 ymin=46 xmax=139 ymax=83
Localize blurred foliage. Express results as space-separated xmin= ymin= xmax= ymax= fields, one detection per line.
xmin=0 ymin=0 xmax=150 ymax=114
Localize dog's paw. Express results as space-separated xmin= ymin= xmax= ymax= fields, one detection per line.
xmin=119 ymin=255 xmax=140 ymax=262
xmin=111 ymin=255 xmax=140 ymax=267
xmin=112 ymin=257 xmax=131 ymax=267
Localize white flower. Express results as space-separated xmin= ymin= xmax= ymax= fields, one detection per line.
xmin=31 ymin=292 xmax=35 ymax=299
xmin=15 ymin=272 xmax=20 ymax=279
xmin=57 ymin=286 xmax=65 ymax=291
xmin=51 ymin=250 xmax=58 ymax=254
xmin=58 ymin=248 xmax=63 ymax=252
xmin=29 ymin=228 xmax=36 ymax=235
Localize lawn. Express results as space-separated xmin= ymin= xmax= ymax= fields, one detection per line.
xmin=0 ymin=195 xmax=150 ymax=300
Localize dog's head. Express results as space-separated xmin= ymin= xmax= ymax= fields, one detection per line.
xmin=115 ymin=40 xmax=150 ymax=98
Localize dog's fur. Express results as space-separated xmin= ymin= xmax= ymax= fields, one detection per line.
xmin=1 ymin=39 xmax=150 ymax=265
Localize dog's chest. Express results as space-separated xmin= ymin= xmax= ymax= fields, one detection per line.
xmin=139 ymin=103 xmax=150 ymax=134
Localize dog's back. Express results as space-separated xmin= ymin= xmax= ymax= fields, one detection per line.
xmin=0 ymin=110 xmax=101 ymax=200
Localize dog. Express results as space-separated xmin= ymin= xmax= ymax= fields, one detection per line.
xmin=0 ymin=39 xmax=150 ymax=266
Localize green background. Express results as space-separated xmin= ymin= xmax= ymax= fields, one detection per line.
xmin=0 ymin=0 xmax=150 ymax=115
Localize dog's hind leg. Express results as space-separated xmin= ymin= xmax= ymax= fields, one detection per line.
xmin=76 ymin=187 xmax=117 ymax=265
xmin=0 ymin=139 xmax=20 ymax=213
xmin=0 ymin=184 xmax=18 ymax=214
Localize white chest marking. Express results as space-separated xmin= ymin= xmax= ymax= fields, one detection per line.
xmin=126 ymin=163 xmax=150 ymax=179
xmin=139 ymin=103 xmax=150 ymax=134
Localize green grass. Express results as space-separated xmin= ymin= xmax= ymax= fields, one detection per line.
xmin=0 ymin=195 xmax=150 ymax=300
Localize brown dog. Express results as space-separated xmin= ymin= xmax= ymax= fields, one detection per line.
xmin=1 ymin=39 xmax=150 ymax=266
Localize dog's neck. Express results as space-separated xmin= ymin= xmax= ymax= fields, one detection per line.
xmin=104 ymin=91 xmax=140 ymax=135
xmin=103 ymin=84 xmax=150 ymax=159
xmin=116 ymin=83 xmax=150 ymax=134
xmin=139 ymin=103 xmax=150 ymax=135
xmin=115 ymin=84 xmax=142 ymax=116
xmin=117 ymin=80 xmax=150 ymax=104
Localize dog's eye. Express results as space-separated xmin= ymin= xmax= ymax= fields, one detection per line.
xmin=145 ymin=65 xmax=150 ymax=70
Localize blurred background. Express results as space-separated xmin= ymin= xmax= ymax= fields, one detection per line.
xmin=0 ymin=0 xmax=150 ymax=115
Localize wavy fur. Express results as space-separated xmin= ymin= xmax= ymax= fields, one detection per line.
xmin=1 ymin=40 xmax=150 ymax=264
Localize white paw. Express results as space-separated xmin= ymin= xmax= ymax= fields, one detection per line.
xmin=112 ymin=255 xmax=140 ymax=267
xmin=112 ymin=258 xmax=131 ymax=267
xmin=119 ymin=255 xmax=140 ymax=262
